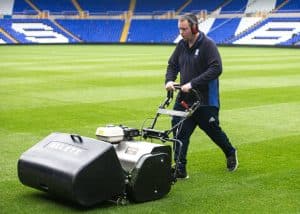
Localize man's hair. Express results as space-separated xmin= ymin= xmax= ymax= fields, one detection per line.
xmin=179 ymin=13 xmax=198 ymax=26
xmin=179 ymin=13 xmax=199 ymax=34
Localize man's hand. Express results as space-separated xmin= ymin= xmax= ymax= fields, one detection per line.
xmin=165 ymin=81 xmax=176 ymax=91
xmin=181 ymin=82 xmax=192 ymax=93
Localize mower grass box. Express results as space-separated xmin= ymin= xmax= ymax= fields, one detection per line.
xmin=18 ymin=132 xmax=173 ymax=206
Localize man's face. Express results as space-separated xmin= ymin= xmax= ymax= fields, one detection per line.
xmin=178 ymin=20 xmax=193 ymax=41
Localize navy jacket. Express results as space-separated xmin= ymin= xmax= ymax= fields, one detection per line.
xmin=165 ymin=32 xmax=222 ymax=108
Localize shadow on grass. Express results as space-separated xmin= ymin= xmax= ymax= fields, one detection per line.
xmin=18 ymin=191 xmax=128 ymax=211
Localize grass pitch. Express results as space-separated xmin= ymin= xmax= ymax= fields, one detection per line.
xmin=0 ymin=45 xmax=299 ymax=213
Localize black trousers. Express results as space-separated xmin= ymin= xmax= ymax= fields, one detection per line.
xmin=172 ymin=102 xmax=235 ymax=170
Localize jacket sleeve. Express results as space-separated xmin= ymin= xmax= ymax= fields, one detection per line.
xmin=165 ymin=44 xmax=180 ymax=84
xmin=190 ymin=40 xmax=222 ymax=88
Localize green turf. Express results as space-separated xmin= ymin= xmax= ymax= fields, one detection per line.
xmin=0 ymin=45 xmax=299 ymax=213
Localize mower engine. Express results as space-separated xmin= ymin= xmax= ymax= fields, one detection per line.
xmin=96 ymin=125 xmax=124 ymax=143
xmin=95 ymin=125 xmax=173 ymax=203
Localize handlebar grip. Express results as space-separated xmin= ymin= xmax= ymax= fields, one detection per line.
xmin=173 ymin=84 xmax=181 ymax=90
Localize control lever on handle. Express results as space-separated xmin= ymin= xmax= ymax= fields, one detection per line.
xmin=180 ymin=101 xmax=189 ymax=110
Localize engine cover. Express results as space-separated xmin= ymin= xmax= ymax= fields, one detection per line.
xmin=114 ymin=141 xmax=172 ymax=202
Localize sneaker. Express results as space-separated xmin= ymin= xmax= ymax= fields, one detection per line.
xmin=227 ymin=149 xmax=238 ymax=172
xmin=172 ymin=167 xmax=189 ymax=179
xmin=176 ymin=170 xmax=189 ymax=179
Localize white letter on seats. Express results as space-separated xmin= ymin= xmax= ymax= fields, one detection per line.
xmin=12 ymin=23 xmax=69 ymax=43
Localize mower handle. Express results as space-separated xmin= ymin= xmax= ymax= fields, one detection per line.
xmin=161 ymin=83 xmax=181 ymax=108
xmin=150 ymin=84 xmax=201 ymax=129
xmin=170 ymin=84 xmax=201 ymax=103
xmin=166 ymin=83 xmax=180 ymax=100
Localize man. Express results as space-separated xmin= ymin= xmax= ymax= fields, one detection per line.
xmin=165 ymin=14 xmax=238 ymax=179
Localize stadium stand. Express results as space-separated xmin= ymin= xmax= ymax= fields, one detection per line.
xmin=56 ymin=19 xmax=124 ymax=43
xmin=234 ymin=17 xmax=263 ymax=36
xmin=245 ymin=0 xmax=277 ymax=13
xmin=12 ymin=0 xmax=35 ymax=15
xmin=275 ymin=0 xmax=287 ymax=8
xmin=28 ymin=0 xmax=76 ymax=13
xmin=207 ymin=18 xmax=241 ymax=43
xmin=134 ymin=0 xmax=186 ymax=14
xmin=0 ymin=19 xmax=77 ymax=43
xmin=127 ymin=19 xmax=178 ymax=43
xmin=220 ymin=0 xmax=249 ymax=13
xmin=231 ymin=18 xmax=300 ymax=45
xmin=0 ymin=32 xmax=12 ymax=43
xmin=181 ymin=0 xmax=224 ymax=14
xmin=77 ymin=0 xmax=130 ymax=14
xmin=276 ymin=0 xmax=300 ymax=12
xmin=0 ymin=0 xmax=299 ymax=46
xmin=0 ymin=0 xmax=14 ymax=16
xmin=281 ymin=32 xmax=300 ymax=45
